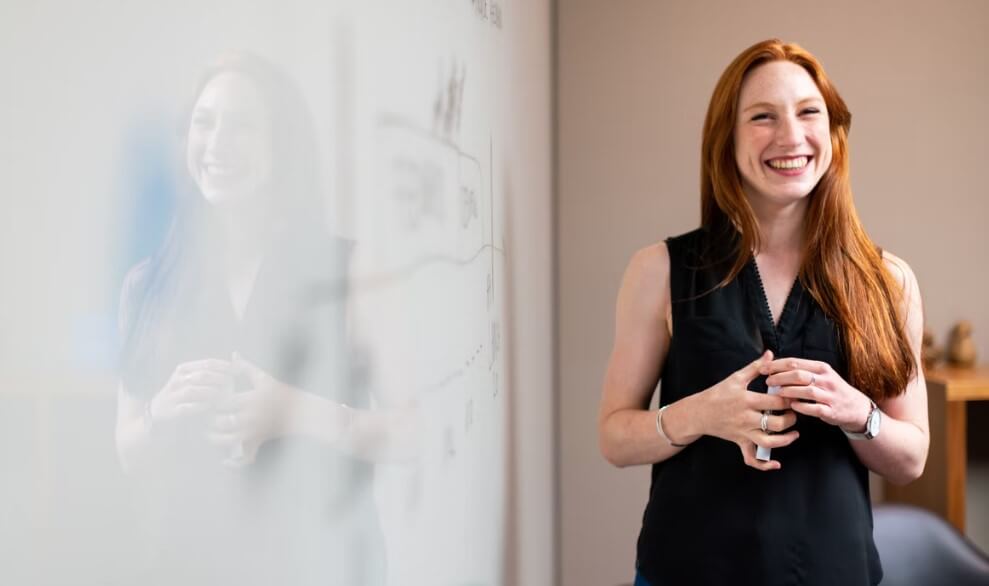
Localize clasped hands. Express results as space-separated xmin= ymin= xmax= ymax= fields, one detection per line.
xmin=700 ymin=350 xmax=873 ymax=471
xmin=148 ymin=353 xmax=301 ymax=468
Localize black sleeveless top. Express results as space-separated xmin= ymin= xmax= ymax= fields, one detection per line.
xmin=635 ymin=228 xmax=882 ymax=586
xmin=119 ymin=228 xmax=385 ymax=586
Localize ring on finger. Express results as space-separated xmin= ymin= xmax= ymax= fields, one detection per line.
xmin=760 ymin=411 xmax=769 ymax=433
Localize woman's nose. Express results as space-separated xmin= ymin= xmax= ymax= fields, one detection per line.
xmin=205 ymin=119 xmax=235 ymax=154
xmin=774 ymin=114 xmax=802 ymax=147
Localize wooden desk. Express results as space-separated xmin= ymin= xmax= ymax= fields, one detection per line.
xmin=885 ymin=366 xmax=989 ymax=532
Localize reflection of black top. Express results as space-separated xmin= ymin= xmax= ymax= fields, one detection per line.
xmin=636 ymin=228 xmax=882 ymax=586
xmin=119 ymin=227 xmax=384 ymax=586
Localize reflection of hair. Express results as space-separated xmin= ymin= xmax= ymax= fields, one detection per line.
xmin=121 ymin=52 xmax=324 ymax=388
xmin=700 ymin=39 xmax=913 ymax=401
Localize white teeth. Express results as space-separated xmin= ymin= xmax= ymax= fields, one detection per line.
xmin=205 ymin=164 xmax=236 ymax=176
xmin=768 ymin=156 xmax=809 ymax=170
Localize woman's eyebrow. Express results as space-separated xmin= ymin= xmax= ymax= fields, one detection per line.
xmin=741 ymin=101 xmax=777 ymax=113
xmin=741 ymin=97 xmax=824 ymax=113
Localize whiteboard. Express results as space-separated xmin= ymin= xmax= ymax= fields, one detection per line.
xmin=0 ymin=1 xmax=552 ymax=585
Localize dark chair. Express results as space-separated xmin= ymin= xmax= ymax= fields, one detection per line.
xmin=873 ymin=504 xmax=989 ymax=585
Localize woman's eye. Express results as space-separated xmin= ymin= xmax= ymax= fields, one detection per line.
xmin=751 ymin=113 xmax=771 ymax=121
xmin=800 ymin=108 xmax=821 ymax=116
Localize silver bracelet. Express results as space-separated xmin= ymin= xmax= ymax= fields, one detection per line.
xmin=338 ymin=402 xmax=355 ymax=438
xmin=655 ymin=404 xmax=688 ymax=448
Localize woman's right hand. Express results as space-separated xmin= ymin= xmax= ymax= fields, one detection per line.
xmin=148 ymin=359 xmax=235 ymax=425
xmin=697 ymin=350 xmax=799 ymax=471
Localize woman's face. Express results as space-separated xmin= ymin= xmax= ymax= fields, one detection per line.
xmin=186 ymin=72 xmax=274 ymax=209
xmin=733 ymin=60 xmax=832 ymax=209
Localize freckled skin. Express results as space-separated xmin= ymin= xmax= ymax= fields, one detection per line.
xmin=734 ymin=61 xmax=833 ymax=208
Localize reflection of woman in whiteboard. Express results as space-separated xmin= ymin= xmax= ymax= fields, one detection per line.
xmin=115 ymin=52 xmax=388 ymax=586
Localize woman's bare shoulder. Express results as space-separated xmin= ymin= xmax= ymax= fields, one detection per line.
xmin=625 ymin=242 xmax=670 ymax=290
xmin=880 ymin=250 xmax=920 ymax=295
xmin=880 ymin=250 xmax=923 ymax=328
xmin=617 ymin=242 xmax=671 ymax=321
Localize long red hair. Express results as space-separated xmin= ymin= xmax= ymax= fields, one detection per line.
xmin=700 ymin=39 xmax=914 ymax=401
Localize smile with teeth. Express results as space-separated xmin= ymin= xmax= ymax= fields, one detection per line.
xmin=204 ymin=163 xmax=240 ymax=177
xmin=766 ymin=156 xmax=810 ymax=170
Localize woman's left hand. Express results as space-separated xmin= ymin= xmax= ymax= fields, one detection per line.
xmin=207 ymin=353 xmax=303 ymax=467
xmin=764 ymin=357 xmax=872 ymax=433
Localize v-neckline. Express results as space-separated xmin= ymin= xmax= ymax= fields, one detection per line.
xmin=747 ymin=257 xmax=801 ymax=352
xmin=228 ymin=257 xmax=265 ymax=323
xmin=224 ymin=251 xmax=272 ymax=328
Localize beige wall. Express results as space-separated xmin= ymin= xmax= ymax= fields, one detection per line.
xmin=505 ymin=2 xmax=557 ymax=584
xmin=557 ymin=1 xmax=989 ymax=585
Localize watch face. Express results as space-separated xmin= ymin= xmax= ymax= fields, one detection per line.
xmin=867 ymin=407 xmax=881 ymax=437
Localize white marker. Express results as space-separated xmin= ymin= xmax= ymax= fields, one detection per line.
xmin=756 ymin=385 xmax=782 ymax=462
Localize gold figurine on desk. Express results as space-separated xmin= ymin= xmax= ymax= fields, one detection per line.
xmin=947 ymin=320 xmax=977 ymax=369
xmin=922 ymin=327 xmax=943 ymax=372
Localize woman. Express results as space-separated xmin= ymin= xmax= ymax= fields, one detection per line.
xmin=599 ymin=40 xmax=929 ymax=586
xmin=115 ymin=52 xmax=387 ymax=586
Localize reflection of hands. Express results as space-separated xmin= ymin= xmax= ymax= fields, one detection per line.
xmin=208 ymin=353 xmax=301 ymax=467
xmin=149 ymin=359 xmax=235 ymax=424
xmin=766 ymin=357 xmax=872 ymax=433
xmin=698 ymin=351 xmax=799 ymax=471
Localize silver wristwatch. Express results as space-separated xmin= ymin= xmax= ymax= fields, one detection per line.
xmin=843 ymin=399 xmax=881 ymax=440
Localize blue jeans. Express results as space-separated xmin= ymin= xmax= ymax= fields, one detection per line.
xmin=634 ymin=571 xmax=653 ymax=586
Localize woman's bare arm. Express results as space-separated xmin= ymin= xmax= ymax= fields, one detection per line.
xmin=846 ymin=252 xmax=929 ymax=485
xmin=598 ymin=243 xmax=684 ymax=467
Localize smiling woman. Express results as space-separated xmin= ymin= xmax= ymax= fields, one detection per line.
xmin=186 ymin=72 xmax=275 ymax=208
xmin=598 ymin=39 xmax=929 ymax=586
